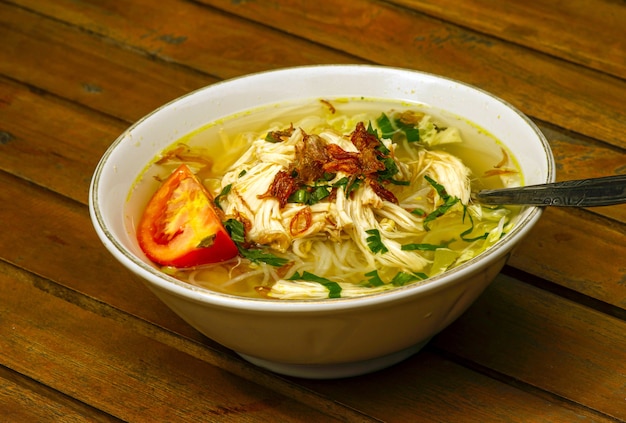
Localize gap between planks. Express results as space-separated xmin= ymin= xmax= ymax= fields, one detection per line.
xmin=1 ymin=259 xmax=381 ymax=423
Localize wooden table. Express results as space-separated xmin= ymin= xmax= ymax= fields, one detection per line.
xmin=2 ymin=1 xmax=625 ymax=421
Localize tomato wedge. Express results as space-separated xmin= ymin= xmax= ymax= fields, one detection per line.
xmin=137 ymin=164 xmax=238 ymax=267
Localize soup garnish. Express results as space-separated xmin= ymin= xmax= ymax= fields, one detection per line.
xmin=132 ymin=98 xmax=520 ymax=300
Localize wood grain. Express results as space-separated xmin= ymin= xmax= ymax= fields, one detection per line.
xmin=7 ymin=0 xmax=365 ymax=79
xmin=0 ymin=264 xmax=346 ymax=422
xmin=0 ymin=170 xmax=205 ymax=340
xmin=300 ymin=273 xmax=626 ymax=421
xmin=510 ymin=207 xmax=626 ymax=309
xmin=390 ymin=0 xmax=626 ymax=79
xmin=12 ymin=0 xmax=626 ymax=149
xmin=196 ymin=0 xmax=626 ymax=149
xmin=300 ymin=351 xmax=617 ymax=423
xmin=0 ymin=2 xmax=215 ymax=122
xmin=0 ymin=76 xmax=126 ymax=203
xmin=0 ymin=367 xmax=121 ymax=423
xmin=433 ymin=274 xmax=626 ymax=422
xmin=6 ymin=247 xmax=621 ymax=421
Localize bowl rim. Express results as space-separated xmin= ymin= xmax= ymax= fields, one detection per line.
xmin=89 ymin=64 xmax=555 ymax=313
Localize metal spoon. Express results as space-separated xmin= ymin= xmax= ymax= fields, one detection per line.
xmin=476 ymin=174 xmax=626 ymax=207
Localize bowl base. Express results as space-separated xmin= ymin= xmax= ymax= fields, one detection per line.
xmin=238 ymin=338 xmax=431 ymax=379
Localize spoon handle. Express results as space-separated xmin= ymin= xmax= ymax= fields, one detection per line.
xmin=476 ymin=174 xmax=626 ymax=207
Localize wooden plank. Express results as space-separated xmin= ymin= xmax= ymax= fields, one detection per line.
xmin=433 ymin=274 xmax=626 ymax=422
xmin=194 ymin=0 xmax=626 ymax=150
xmin=3 ymin=154 xmax=622 ymax=419
xmin=5 ymin=264 xmax=615 ymax=422
xmin=10 ymin=0 xmax=364 ymax=76
xmin=0 ymin=0 xmax=362 ymax=94
xmin=0 ymin=367 xmax=121 ymax=422
xmin=0 ymin=184 xmax=620 ymax=420
xmin=389 ymin=0 xmax=626 ymax=80
xmin=0 ymin=2 xmax=216 ymax=122
xmin=510 ymin=207 xmax=626 ymax=309
xmin=0 ymin=76 xmax=127 ymax=204
xmin=0 ymin=170 xmax=207 ymax=342
xmin=298 ymin=350 xmax=616 ymax=423
xmin=542 ymin=126 xmax=626 ymax=223
xmin=2 ymin=8 xmax=623 ymax=314
xmin=0 ymin=264 xmax=355 ymax=422
xmin=301 ymin=272 xmax=626 ymax=421
xmin=15 ymin=0 xmax=626 ymax=151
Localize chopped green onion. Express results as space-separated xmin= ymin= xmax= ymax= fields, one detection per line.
xmin=310 ymin=186 xmax=330 ymax=203
xmin=460 ymin=208 xmax=489 ymax=241
xmin=390 ymin=272 xmax=426 ymax=286
xmin=395 ymin=118 xmax=420 ymax=142
xmin=333 ymin=176 xmax=349 ymax=189
xmin=377 ymin=157 xmax=400 ymax=182
xmin=424 ymin=175 xmax=448 ymax=197
xmin=289 ymin=271 xmax=342 ymax=298
xmin=224 ymin=218 xmax=245 ymax=243
xmin=224 ymin=219 xmax=289 ymax=267
xmin=366 ymin=229 xmax=388 ymax=254
xmin=423 ymin=196 xmax=459 ymax=230
xmin=401 ymin=241 xmax=450 ymax=251
xmin=375 ymin=138 xmax=391 ymax=155
xmin=365 ymin=270 xmax=427 ymax=287
xmin=214 ymin=183 xmax=232 ymax=210
xmin=364 ymin=270 xmax=385 ymax=287
xmin=333 ymin=176 xmax=361 ymax=197
xmin=347 ymin=179 xmax=361 ymax=195
xmin=321 ymin=172 xmax=336 ymax=181
xmin=240 ymin=248 xmax=289 ymax=267
xmin=423 ymin=175 xmax=460 ymax=230
xmin=288 ymin=188 xmax=310 ymax=204
xmin=287 ymin=185 xmax=331 ymax=205
xmin=376 ymin=113 xmax=396 ymax=139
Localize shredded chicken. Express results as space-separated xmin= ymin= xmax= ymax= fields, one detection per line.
xmin=219 ymin=120 xmax=472 ymax=275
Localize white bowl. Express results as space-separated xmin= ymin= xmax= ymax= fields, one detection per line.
xmin=89 ymin=65 xmax=554 ymax=379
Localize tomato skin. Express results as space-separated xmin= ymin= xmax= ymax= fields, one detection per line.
xmin=137 ymin=164 xmax=238 ymax=267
